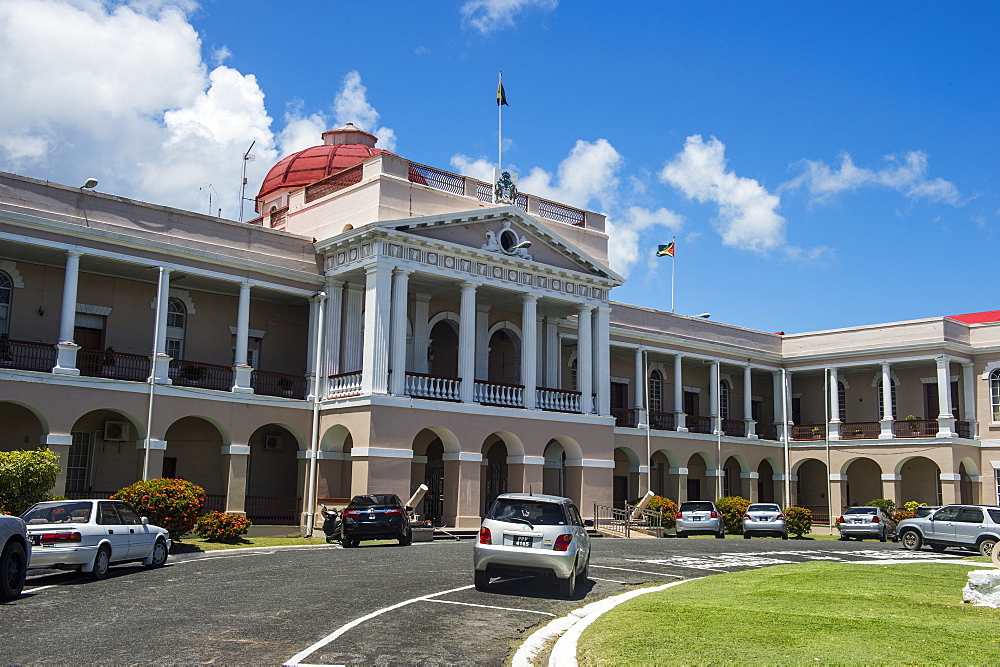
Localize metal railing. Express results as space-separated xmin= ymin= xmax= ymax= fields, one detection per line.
xmin=0 ymin=338 xmax=56 ymax=372
xmin=956 ymin=420 xmax=971 ymax=438
xmin=611 ymin=408 xmax=639 ymax=428
xmin=593 ymin=502 xmax=663 ymax=538
xmin=476 ymin=181 xmax=492 ymax=202
xmin=202 ymin=494 xmax=226 ymax=514
xmin=78 ymin=348 xmax=149 ymax=382
xmin=405 ymin=372 xmax=461 ymax=401
xmin=268 ymin=206 xmax=288 ymax=228
xmin=686 ymin=415 xmax=712 ymax=434
xmin=169 ymin=360 xmax=233 ymax=391
xmin=251 ymin=369 xmax=307 ymax=399
xmin=840 ymin=422 xmax=880 ymax=439
xmin=246 ymin=495 xmax=300 ymax=525
xmin=757 ymin=422 xmax=779 ymax=440
xmin=408 ymin=163 xmax=465 ymax=195
xmin=893 ymin=419 xmax=937 ymax=438
xmin=305 ymin=164 xmax=363 ymax=203
xmin=328 ymin=371 xmax=362 ymax=398
xmin=474 ymin=380 xmax=524 ymax=407
xmin=648 ymin=410 xmax=675 ymax=431
xmin=536 ymin=387 xmax=581 ymax=413
xmin=722 ymin=418 xmax=745 ymax=437
xmin=65 ymin=490 xmax=114 ymax=499
xmin=538 ymin=199 xmax=585 ymax=226
xmin=791 ymin=424 xmax=826 ymax=441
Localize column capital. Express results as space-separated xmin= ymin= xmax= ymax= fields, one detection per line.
xmin=521 ymin=293 xmax=539 ymax=304
xmin=365 ymin=263 xmax=393 ymax=276
xmin=460 ymin=280 xmax=480 ymax=292
xmin=239 ymin=281 xmax=253 ymax=290
xmin=476 ymin=303 xmax=491 ymax=313
xmin=577 ymin=303 xmax=594 ymax=314
xmin=413 ymin=292 xmax=432 ymax=304
xmin=392 ymin=267 xmax=413 ymax=278
xmin=594 ymin=304 xmax=612 ymax=315
xmin=961 ymin=361 xmax=974 ymax=369
xmin=66 ymin=250 xmax=83 ymax=258
xmin=310 ymin=291 xmax=328 ymax=302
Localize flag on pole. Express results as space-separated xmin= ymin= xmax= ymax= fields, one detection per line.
xmin=497 ymin=81 xmax=509 ymax=106
xmin=656 ymin=242 xmax=675 ymax=257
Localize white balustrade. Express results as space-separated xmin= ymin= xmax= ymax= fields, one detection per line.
xmin=536 ymin=388 xmax=581 ymax=413
xmin=405 ymin=373 xmax=460 ymax=401
xmin=474 ymin=381 xmax=524 ymax=407
xmin=328 ymin=372 xmax=362 ymax=398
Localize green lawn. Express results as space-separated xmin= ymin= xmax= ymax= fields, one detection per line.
xmin=578 ymin=561 xmax=1000 ymax=664
xmin=170 ymin=535 xmax=329 ymax=552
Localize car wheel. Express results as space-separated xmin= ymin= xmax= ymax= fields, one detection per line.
xmin=342 ymin=536 xmax=355 ymax=548
xmin=879 ymin=529 xmax=888 ymax=543
xmin=743 ymin=533 xmax=751 ymax=540
xmin=0 ymin=541 xmax=27 ymax=602
xmin=145 ymin=539 xmax=168 ymax=568
xmin=900 ymin=530 xmax=922 ymax=551
xmin=978 ymin=538 xmax=998 ymax=558
xmin=559 ymin=567 xmax=577 ymax=598
xmin=781 ymin=532 xmax=788 ymax=540
xmin=715 ymin=530 xmax=725 ymax=539
xmin=398 ymin=531 xmax=412 ymax=546
xmin=474 ymin=569 xmax=490 ymax=592
xmin=676 ymin=531 xmax=687 ymax=538
xmin=575 ymin=554 xmax=590 ymax=584
xmin=930 ymin=544 xmax=947 ymax=552
xmin=90 ymin=546 xmax=112 ymax=580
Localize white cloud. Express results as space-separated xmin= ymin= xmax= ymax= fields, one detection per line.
xmin=519 ymin=138 xmax=623 ymax=211
xmin=450 ymin=154 xmax=496 ymax=183
xmin=784 ymin=151 xmax=961 ymax=205
xmin=660 ymin=135 xmax=786 ymax=252
xmin=333 ymin=71 xmax=396 ymax=151
xmin=461 ymin=0 xmax=558 ymax=34
xmin=607 ymin=207 xmax=683 ymax=277
xmin=277 ymin=100 xmax=328 ymax=157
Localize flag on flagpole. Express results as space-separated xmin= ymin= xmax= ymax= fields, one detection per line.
xmin=497 ymin=81 xmax=509 ymax=106
xmin=656 ymin=242 xmax=675 ymax=257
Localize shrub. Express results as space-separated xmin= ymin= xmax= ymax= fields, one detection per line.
xmin=865 ymin=498 xmax=896 ymax=516
xmin=894 ymin=500 xmax=926 ymax=524
xmin=716 ymin=496 xmax=751 ymax=534
xmin=195 ymin=512 xmax=251 ymax=542
xmin=646 ymin=496 xmax=679 ymax=529
xmin=112 ymin=478 xmax=205 ymax=539
xmin=0 ymin=448 xmax=62 ymax=515
xmin=784 ymin=506 xmax=812 ymax=537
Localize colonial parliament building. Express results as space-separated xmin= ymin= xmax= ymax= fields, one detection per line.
xmin=1 ymin=124 xmax=997 ymax=529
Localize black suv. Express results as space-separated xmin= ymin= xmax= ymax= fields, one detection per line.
xmin=340 ymin=494 xmax=413 ymax=547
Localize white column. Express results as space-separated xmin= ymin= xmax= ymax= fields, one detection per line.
xmin=744 ymin=365 xmax=756 ymax=439
xmin=828 ymin=367 xmax=841 ymax=440
xmin=323 ymin=276 xmax=343 ymax=379
xmin=772 ymin=371 xmax=784 ymax=440
xmin=577 ymin=305 xmax=593 ymax=414
xmin=475 ymin=304 xmax=491 ymax=380
xmin=305 ymin=292 xmax=323 ymax=400
xmin=709 ymin=360 xmax=721 ymax=435
xmin=342 ymin=283 xmax=364 ymax=372
xmin=544 ymin=316 xmax=559 ymax=388
xmin=53 ymin=251 xmax=82 ymax=375
xmin=962 ymin=362 xmax=978 ymax=439
xmin=521 ymin=295 xmax=537 ymax=409
xmin=594 ymin=305 xmax=611 ymax=417
xmin=150 ymin=267 xmax=173 ymax=384
xmin=458 ymin=282 xmax=478 ymax=403
xmin=388 ymin=268 xmax=411 ymax=396
xmin=935 ymin=356 xmax=957 ymax=438
xmin=361 ymin=264 xmax=392 ymax=395
xmin=231 ymin=282 xmax=253 ymax=394
xmin=633 ymin=349 xmax=645 ymax=410
xmin=411 ymin=293 xmax=431 ymax=374
xmin=879 ymin=362 xmax=894 ymax=439
xmin=536 ymin=314 xmax=544 ymax=383
xmin=674 ymin=354 xmax=687 ymax=431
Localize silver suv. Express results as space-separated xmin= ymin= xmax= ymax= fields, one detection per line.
xmin=676 ymin=501 xmax=725 ymax=538
xmin=473 ymin=493 xmax=591 ymax=598
xmin=897 ymin=505 xmax=1000 ymax=557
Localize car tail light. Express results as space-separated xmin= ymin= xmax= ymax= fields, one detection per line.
xmin=676 ymin=512 xmax=683 ymax=520
xmin=41 ymin=532 xmax=82 ymax=544
xmin=385 ymin=508 xmax=403 ymax=516
xmin=343 ymin=509 xmax=361 ymax=518
xmin=553 ymin=534 xmax=573 ymax=552
xmin=743 ymin=514 xmax=751 ymax=520
xmin=777 ymin=514 xmax=785 ymax=520
xmin=479 ymin=526 xmax=492 ymax=545
xmin=710 ymin=511 xmax=719 ymax=519
xmin=872 ymin=516 xmax=880 ymax=523
xmin=837 ymin=516 xmax=845 ymax=523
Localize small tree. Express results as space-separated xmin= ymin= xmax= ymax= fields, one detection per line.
xmin=112 ymin=478 xmax=205 ymax=540
xmin=646 ymin=495 xmax=679 ymax=530
xmin=716 ymin=496 xmax=751 ymax=534
xmin=784 ymin=506 xmax=813 ymax=537
xmin=865 ymin=498 xmax=896 ymax=517
xmin=195 ymin=512 xmax=251 ymax=542
xmin=0 ymin=449 xmax=61 ymax=515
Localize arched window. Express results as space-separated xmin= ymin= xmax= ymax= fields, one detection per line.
xmin=838 ymin=381 xmax=847 ymax=422
xmin=648 ymin=370 xmax=663 ymax=413
xmin=0 ymin=271 xmax=11 ymax=335
xmin=720 ymin=380 xmax=731 ymax=420
xmin=876 ymin=377 xmax=897 ymax=419
xmin=165 ymin=297 xmax=186 ymax=360
xmin=991 ymin=369 xmax=1000 ymax=422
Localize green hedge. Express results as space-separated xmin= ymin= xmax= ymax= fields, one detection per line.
xmin=0 ymin=449 xmax=61 ymax=515
xmin=112 ymin=478 xmax=205 ymax=539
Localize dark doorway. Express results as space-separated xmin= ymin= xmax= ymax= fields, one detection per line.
xmin=610 ymin=382 xmax=628 ymax=410
xmin=687 ymin=478 xmax=701 ymax=501
xmin=684 ymin=391 xmax=699 ymax=416
xmin=613 ymin=475 xmax=628 ymax=508
xmin=162 ymin=457 xmax=177 ymax=479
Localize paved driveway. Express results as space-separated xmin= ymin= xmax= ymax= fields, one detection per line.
xmin=3 ymin=537 xmax=962 ymax=665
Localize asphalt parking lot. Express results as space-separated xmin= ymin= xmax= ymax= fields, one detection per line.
xmin=2 ymin=536 xmax=966 ymax=665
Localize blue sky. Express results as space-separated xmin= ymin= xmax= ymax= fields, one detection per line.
xmin=1 ymin=1 xmax=996 ymax=333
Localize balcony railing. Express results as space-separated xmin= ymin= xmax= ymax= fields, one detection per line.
xmin=536 ymin=387 xmax=581 ymax=413
xmin=649 ymin=411 xmax=675 ymax=431
xmin=611 ymin=408 xmax=639 ymax=428
xmin=686 ymin=415 xmax=712 ymax=434
xmin=202 ymin=494 xmax=225 ymax=514
xmin=328 ymin=371 xmax=362 ymax=398
xmin=78 ymin=348 xmax=150 ymax=382
xmin=474 ymin=380 xmax=524 ymax=407
xmin=756 ymin=422 xmax=778 ymax=441
xmin=408 ymin=163 xmax=465 ymax=195
xmin=252 ymin=369 xmax=307 ymax=399
xmin=791 ymin=424 xmax=826 ymax=441
xmin=722 ymin=418 xmax=745 ymax=437
xmin=169 ymin=360 xmax=233 ymax=391
xmin=405 ymin=372 xmax=460 ymax=401
xmin=246 ymin=495 xmax=300 ymax=525
xmin=305 ymin=164 xmax=363 ymax=203
xmin=893 ymin=419 xmax=938 ymax=438
xmin=840 ymin=422 xmax=880 ymax=439
xmin=0 ymin=338 xmax=56 ymax=372
xmin=957 ymin=420 xmax=971 ymax=439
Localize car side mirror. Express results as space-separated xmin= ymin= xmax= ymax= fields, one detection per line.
xmin=584 ymin=519 xmax=594 ymax=527
xmin=141 ymin=516 xmax=149 ymax=525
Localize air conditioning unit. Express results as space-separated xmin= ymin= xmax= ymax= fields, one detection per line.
xmin=264 ymin=435 xmax=284 ymax=451
xmin=103 ymin=421 xmax=131 ymax=441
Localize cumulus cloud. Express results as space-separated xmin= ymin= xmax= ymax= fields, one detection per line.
xmin=783 ymin=151 xmax=961 ymax=205
xmin=461 ymin=0 xmax=558 ymax=34
xmin=607 ymin=207 xmax=683 ymax=277
xmin=333 ymin=71 xmax=396 ymax=151
xmin=660 ymin=135 xmax=786 ymax=252
xmin=450 ymin=154 xmax=496 ymax=183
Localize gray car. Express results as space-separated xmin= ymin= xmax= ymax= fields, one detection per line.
xmin=473 ymin=493 xmax=591 ymax=598
xmin=676 ymin=501 xmax=724 ymax=538
xmin=897 ymin=505 xmax=1000 ymax=557
xmin=837 ymin=506 xmax=896 ymax=542
xmin=742 ymin=503 xmax=788 ymax=539
xmin=1 ymin=514 xmax=31 ymax=601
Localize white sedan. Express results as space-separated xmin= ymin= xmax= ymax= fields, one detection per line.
xmin=22 ymin=500 xmax=171 ymax=579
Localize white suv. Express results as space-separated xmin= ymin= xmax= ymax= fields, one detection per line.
xmin=897 ymin=505 xmax=1000 ymax=557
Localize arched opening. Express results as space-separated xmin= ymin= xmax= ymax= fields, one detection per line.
xmin=319 ymin=424 xmax=353 ymax=501
xmin=795 ymin=459 xmax=828 ymax=521
xmin=427 ymin=319 xmax=459 ymax=378
xmin=960 ymin=458 xmax=979 ymax=504
xmin=487 ymin=327 xmax=521 ymax=385
xmin=686 ymin=453 xmax=711 ymax=501
xmin=481 ymin=437 xmax=508 ymax=515
xmin=845 ymin=458 xmax=883 ymax=506
xmin=165 ymin=297 xmax=187 ymax=360
xmin=246 ymin=425 xmax=300 ymax=524
xmin=722 ymin=456 xmax=745 ymax=498
xmin=898 ymin=456 xmax=941 ymax=506
xmin=756 ymin=459 xmax=776 ymax=503
xmin=163 ymin=417 xmax=226 ymax=510
xmin=613 ymin=447 xmax=640 ymax=508
xmin=0 ymin=270 xmax=11 ymax=335
xmin=0 ymin=402 xmax=46 ymax=452
xmin=650 ymin=449 xmax=675 ymax=499
xmin=543 ymin=440 xmax=565 ymax=497
xmin=67 ymin=409 xmax=144 ymax=497
xmin=411 ymin=428 xmax=451 ymax=526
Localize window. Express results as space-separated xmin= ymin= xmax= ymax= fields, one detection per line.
xmin=838 ymin=381 xmax=847 ymax=422
xmin=166 ymin=297 xmax=186 ymax=328
xmin=166 ymin=297 xmax=186 ymax=359
xmin=648 ymin=370 xmax=663 ymax=413
xmin=0 ymin=270 xmax=11 ymax=335
xmin=720 ymin=380 xmax=731 ymax=420
xmin=876 ymin=377 xmax=897 ymax=419
xmin=66 ymin=431 xmax=91 ymax=493
xmin=991 ymin=369 xmax=1000 ymax=421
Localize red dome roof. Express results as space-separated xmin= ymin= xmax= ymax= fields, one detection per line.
xmin=257 ymin=142 xmax=395 ymax=200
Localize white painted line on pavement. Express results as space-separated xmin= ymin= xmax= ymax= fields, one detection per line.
xmin=168 ymin=552 xmax=267 ymax=564
xmin=423 ymin=598 xmax=556 ymax=616
xmin=589 ymin=576 xmax=626 ymax=584
xmin=22 ymin=585 xmax=57 ymax=594
xmin=285 ymin=583 xmax=475 ymax=666
xmin=591 ymin=565 xmax=686 ymax=577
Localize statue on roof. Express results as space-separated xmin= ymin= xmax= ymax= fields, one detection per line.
xmin=494 ymin=170 xmax=518 ymax=205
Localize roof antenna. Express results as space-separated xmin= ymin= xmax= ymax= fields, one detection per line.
xmin=239 ymin=141 xmax=255 ymax=222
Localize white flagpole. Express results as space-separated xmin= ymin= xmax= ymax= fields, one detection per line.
xmin=670 ymin=236 xmax=676 ymax=313
xmin=498 ymin=71 xmax=503 ymax=172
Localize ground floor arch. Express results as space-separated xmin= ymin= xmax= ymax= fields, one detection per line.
xmin=543 ymin=440 xmax=566 ymax=497
xmin=722 ymin=455 xmax=749 ymax=499
xmin=0 ymin=401 xmax=47 ymax=452
xmin=613 ymin=447 xmax=641 ymax=508
xmin=898 ymin=456 xmax=941 ymax=506
xmin=794 ymin=458 xmax=828 ymax=520
xmin=756 ymin=459 xmax=778 ymax=503
xmin=686 ymin=452 xmax=713 ymax=501
xmin=844 ymin=457 xmax=883 ymax=507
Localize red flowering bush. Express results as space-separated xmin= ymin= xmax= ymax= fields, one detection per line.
xmin=112 ymin=479 xmax=205 ymax=539
xmin=195 ymin=512 xmax=251 ymax=542
xmin=646 ymin=495 xmax=679 ymax=529
xmin=784 ymin=506 xmax=812 ymax=537
xmin=716 ymin=496 xmax=751 ymax=534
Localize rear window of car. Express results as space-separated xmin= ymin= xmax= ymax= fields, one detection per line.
xmin=844 ymin=507 xmax=877 ymax=515
xmin=680 ymin=502 xmax=714 ymax=512
xmin=748 ymin=504 xmax=780 ymax=512
xmin=347 ymin=495 xmax=400 ymax=508
xmin=988 ymin=510 xmax=1000 ymax=524
xmin=22 ymin=502 xmax=93 ymax=524
xmin=488 ymin=499 xmax=566 ymax=525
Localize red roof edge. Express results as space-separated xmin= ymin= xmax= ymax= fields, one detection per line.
xmin=947 ymin=310 xmax=1000 ymax=324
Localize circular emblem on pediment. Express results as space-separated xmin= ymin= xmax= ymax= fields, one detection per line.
xmin=565 ymin=283 xmax=575 ymax=294
xmin=348 ymin=248 xmax=359 ymax=262
xmin=444 ymin=256 xmax=455 ymax=269
xmin=551 ymin=279 xmax=561 ymax=291
xmin=507 ymin=269 xmax=519 ymax=282
xmin=427 ymin=252 xmax=438 ymax=265
xmin=492 ymin=266 xmax=503 ymax=279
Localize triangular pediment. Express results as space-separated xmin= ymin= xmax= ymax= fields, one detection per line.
xmin=375 ymin=206 xmax=623 ymax=283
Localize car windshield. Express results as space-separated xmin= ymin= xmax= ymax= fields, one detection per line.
xmin=347 ymin=495 xmax=399 ymax=508
xmin=488 ymin=499 xmax=566 ymax=525
xmin=845 ymin=508 xmax=877 ymax=515
xmin=748 ymin=504 xmax=780 ymax=512
xmin=680 ymin=502 xmax=714 ymax=512
xmin=23 ymin=502 xmax=93 ymax=524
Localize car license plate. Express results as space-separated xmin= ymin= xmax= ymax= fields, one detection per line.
xmin=691 ymin=517 xmax=701 ymax=521
xmin=512 ymin=535 xmax=532 ymax=548
xmin=368 ymin=514 xmax=376 ymax=521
